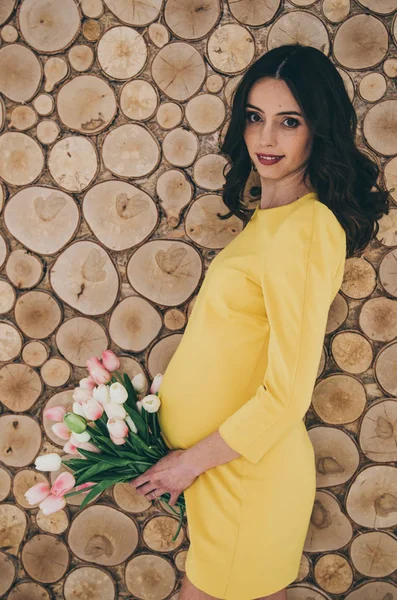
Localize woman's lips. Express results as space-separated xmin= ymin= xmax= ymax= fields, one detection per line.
xmin=256 ymin=154 xmax=284 ymax=165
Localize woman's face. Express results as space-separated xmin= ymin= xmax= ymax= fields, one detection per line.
xmin=243 ymin=77 xmax=313 ymax=182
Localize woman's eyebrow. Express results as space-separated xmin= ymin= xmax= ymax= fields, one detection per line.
xmin=245 ymin=103 xmax=302 ymax=117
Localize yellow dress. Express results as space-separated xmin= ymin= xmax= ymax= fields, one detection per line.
xmin=157 ymin=192 xmax=346 ymax=599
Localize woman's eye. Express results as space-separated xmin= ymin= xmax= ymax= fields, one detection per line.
xmin=245 ymin=112 xmax=300 ymax=128
xmin=245 ymin=111 xmax=260 ymax=123
xmin=283 ymin=117 xmax=300 ymax=128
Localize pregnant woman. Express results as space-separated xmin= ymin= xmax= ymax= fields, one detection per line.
xmin=130 ymin=43 xmax=389 ymax=599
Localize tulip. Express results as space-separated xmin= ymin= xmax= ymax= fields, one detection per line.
xmin=75 ymin=481 xmax=96 ymax=491
xmin=104 ymin=401 xmax=126 ymax=420
xmin=63 ymin=439 xmax=80 ymax=454
xmin=109 ymin=382 xmax=128 ymax=404
xmin=64 ymin=413 xmax=87 ymax=434
xmin=141 ymin=394 xmax=161 ymax=413
xmin=35 ymin=453 xmax=62 ymax=471
xmin=125 ymin=414 xmax=138 ymax=434
xmin=43 ymin=406 xmax=66 ymax=422
xmin=150 ymin=373 xmax=163 ymax=395
xmin=71 ymin=430 xmax=91 ymax=443
xmin=136 ymin=399 xmax=143 ymax=414
xmin=72 ymin=401 xmax=86 ymax=417
xmin=72 ymin=387 xmax=92 ymax=403
xmin=132 ymin=373 xmax=146 ymax=394
xmin=39 ymin=493 xmax=66 ymax=515
xmin=51 ymin=422 xmax=72 ymax=440
xmin=77 ymin=442 xmax=100 ymax=454
xmin=86 ymin=357 xmax=111 ymax=385
xmin=24 ymin=482 xmax=51 ymax=505
xmin=101 ymin=349 xmax=120 ymax=372
xmin=50 ymin=472 xmax=75 ymax=497
xmin=92 ymin=383 xmax=110 ymax=405
xmin=79 ymin=375 xmax=96 ymax=391
xmin=82 ymin=399 xmax=103 ymax=421
xmin=110 ymin=435 xmax=126 ymax=445
xmin=107 ymin=417 xmax=128 ymax=439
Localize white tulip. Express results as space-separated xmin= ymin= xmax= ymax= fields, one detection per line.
xmin=136 ymin=400 xmax=142 ymax=414
xmin=132 ymin=373 xmax=146 ymax=394
xmin=72 ymin=401 xmax=86 ymax=417
xmin=104 ymin=402 xmax=126 ymax=419
xmin=35 ymin=453 xmax=62 ymax=471
xmin=141 ymin=394 xmax=161 ymax=413
xmin=92 ymin=384 xmax=110 ymax=405
xmin=150 ymin=373 xmax=163 ymax=395
xmin=71 ymin=431 xmax=91 ymax=443
xmin=125 ymin=414 xmax=138 ymax=433
xmin=72 ymin=387 xmax=92 ymax=403
xmin=109 ymin=382 xmax=128 ymax=404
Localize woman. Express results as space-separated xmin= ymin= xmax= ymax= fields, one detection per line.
xmin=129 ymin=43 xmax=390 ymax=599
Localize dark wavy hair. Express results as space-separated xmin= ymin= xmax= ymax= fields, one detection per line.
xmin=218 ymin=43 xmax=391 ymax=258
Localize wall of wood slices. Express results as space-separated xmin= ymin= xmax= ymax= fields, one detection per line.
xmin=0 ymin=0 xmax=397 ymax=599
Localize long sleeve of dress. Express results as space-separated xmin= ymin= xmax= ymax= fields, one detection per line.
xmin=218 ymin=201 xmax=346 ymax=464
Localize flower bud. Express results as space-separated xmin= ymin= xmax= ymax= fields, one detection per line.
xmin=72 ymin=387 xmax=92 ymax=403
xmin=51 ymin=422 xmax=72 ymax=440
xmin=35 ymin=453 xmax=62 ymax=471
xmin=86 ymin=356 xmax=111 ymax=385
xmin=72 ymin=401 xmax=86 ymax=417
xmin=104 ymin=401 xmax=126 ymax=420
xmin=63 ymin=440 xmax=79 ymax=455
xmin=44 ymin=406 xmax=66 ymax=422
xmin=109 ymin=382 xmax=128 ymax=404
xmin=132 ymin=373 xmax=146 ymax=394
xmin=82 ymin=399 xmax=103 ymax=421
xmin=79 ymin=375 xmax=96 ymax=391
xmin=92 ymin=384 xmax=110 ymax=405
xmin=110 ymin=434 xmax=126 ymax=445
xmin=141 ymin=394 xmax=161 ymax=413
xmin=107 ymin=417 xmax=128 ymax=439
xmin=71 ymin=430 xmax=91 ymax=443
xmin=63 ymin=413 xmax=87 ymax=434
xmin=125 ymin=414 xmax=138 ymax=433
xmin=150 ymin=373 xmax=163 ymax=395
xmin=101 ymin=350 xmax=120 ymax=372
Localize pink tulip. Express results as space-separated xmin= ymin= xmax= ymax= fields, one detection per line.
xmin=101 ymin=350 xmax=120 ymax=372
xmin=44 ymin=406 xmax=67 ymax=422
xmin=75 ymin=481 xmax=96 ymax=491
xmin=150 ymin=373 xmax=163 ymax=395
xmin=82 ymin=399 xmax=103 ymax=421
xmin=51 ymin=422 xmax=72 ymax=440
xmin=39 ymin=493 xmax=66 ymax=515
xmin=86 ymin=357 xmax=111 ymax=385
xmin=72 ymin=387 xmax=92 ymax=403
xmin=110 ymin=434 xmax=126 ymax=445
xmin=51 ymin=472 xmax=76 ymax=497
xmin=107 ymin=417 xmax=128 ymax=439
xmin=79 ymin=375 xmax=96 ymax=391
xmin=77 ymin=442 xmax=101 ymax=454
xmin=24 ymin=482 xmax=51 ymax=505
xmin=63 ymin=439 xmax=80 ymax=455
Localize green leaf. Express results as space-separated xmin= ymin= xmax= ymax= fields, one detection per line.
xmin=123 ymin=372 xmax=139 ymax=407
xmin=79 ymin=479 xmax=117 ymax=507
xmin=74 ymin=461 xmax=122 ymax=485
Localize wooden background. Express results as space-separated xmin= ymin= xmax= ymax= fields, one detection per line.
xmin=1 ymin=0 xmax=397 ymax=599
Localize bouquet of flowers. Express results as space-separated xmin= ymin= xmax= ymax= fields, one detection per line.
xmin=25 ymin=350 xmax=186 ymax=541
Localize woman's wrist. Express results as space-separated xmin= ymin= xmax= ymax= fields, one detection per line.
xmin=182 ymin=430 xmax=241 ymax=477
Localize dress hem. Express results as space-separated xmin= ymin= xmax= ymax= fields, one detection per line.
xmin=185 ymin=560 xmax=299 ymax=600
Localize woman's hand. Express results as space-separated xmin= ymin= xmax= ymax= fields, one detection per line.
xmin=129 ymin=449 xmax=198 ymax=506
